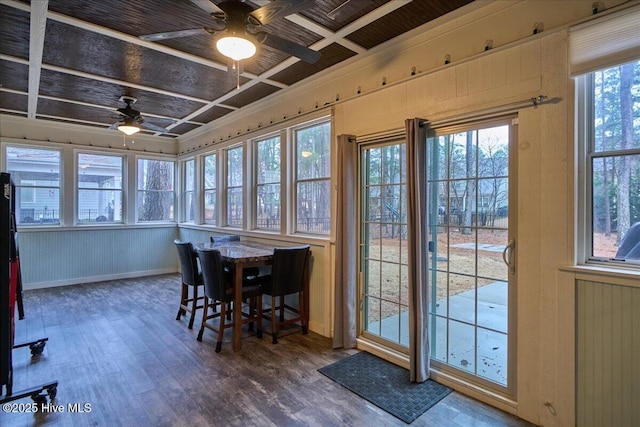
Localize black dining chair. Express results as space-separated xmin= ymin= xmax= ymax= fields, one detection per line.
xmin=209 ymin=235 xmax=260 ymax=279
xmin=174 ymin=239 xmax=205 ymax=329
xmin=257 ymin=245 xmax=310 ymax=344
xmin=210 ymin=234 xmax=240 ymax=244
xmin=195 ymin=248 xmax=263 ymax=352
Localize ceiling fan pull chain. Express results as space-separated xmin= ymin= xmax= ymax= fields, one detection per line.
xmin=236 ymin=60 xmax=240 ymax=90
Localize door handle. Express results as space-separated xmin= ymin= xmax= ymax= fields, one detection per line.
xmin=502 ymin=239 xmax=515 ymax=274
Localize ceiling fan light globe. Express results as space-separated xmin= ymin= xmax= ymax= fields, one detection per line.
xmin=216 ymin=36 xmax=256 ymax=61
xmin=118 ymin=124 xmax=140 ymax=135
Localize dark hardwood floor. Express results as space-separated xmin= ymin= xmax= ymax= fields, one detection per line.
xmin=2 ymin=274 xmax=535 ymax=426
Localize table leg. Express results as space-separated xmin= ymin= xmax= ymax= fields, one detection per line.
xmin=233 ymin=262 xmax=243 ymax=351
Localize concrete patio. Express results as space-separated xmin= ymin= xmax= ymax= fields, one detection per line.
xmin=367 ymin=281 xmax=508 ymax=385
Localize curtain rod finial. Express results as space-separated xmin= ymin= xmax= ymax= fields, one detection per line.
xmin=532 ymin=95 xmax=548 ymax=107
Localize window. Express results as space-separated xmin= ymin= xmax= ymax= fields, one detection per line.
xmin=226 ymin=146 xmax=243 ymax=227
xmin=77 ymin=153 xmax=123 ymax=223
xmin=20 ymin=180 xmax=36 ymax=203
xmin=183 ymin=159 xmax=195 ymax=223
xmin=203 ymin=153 xmax=217 ymax=225
xmin=582 ymin=59 xmax=640 ymax=263
xmin=5 ymin=146 xmax=61 ymax=225
xmin=255 ymin=135 xmax=281 ymax=230
xmin=295 ymin=121 xmax=331 ymax=234
xmin=137 ymin=158 xmax=175 ymax=222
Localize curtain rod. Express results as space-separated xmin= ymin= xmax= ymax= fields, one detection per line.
xmin=421 ymin=95 xmax=561 ymax=128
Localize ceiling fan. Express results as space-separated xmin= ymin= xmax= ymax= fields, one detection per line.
xmin=108 ymin=96 xmax=170 ymax=135
xmin=139 ymin=0 xmax=322 ymax=64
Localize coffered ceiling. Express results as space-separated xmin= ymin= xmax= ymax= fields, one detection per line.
xmin=0 ymin=0 xmax=474 ymax=138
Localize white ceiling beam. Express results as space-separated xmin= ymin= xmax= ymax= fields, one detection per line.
xmin=1 ymin=0 xmax=413 ymax=135
xmin=27 ymin=0 xmax=48 ymax=119
xmin=247 ymin=0 xmax=412 ymax=82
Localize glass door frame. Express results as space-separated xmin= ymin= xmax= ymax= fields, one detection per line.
xmin=357 ymin=136 xmax=410 ymax=355
xmin=426 ymin=116 xmax=518 ymax=398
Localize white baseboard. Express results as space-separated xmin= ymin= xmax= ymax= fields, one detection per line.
xmin=308 ymin=320 xmax=326 ymax=337
xmin=22 ymin=268 xmax=178 ymax=290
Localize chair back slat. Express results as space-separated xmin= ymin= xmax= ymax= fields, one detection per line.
xmin=271 ymin=245 xmax=310 ymax=296
xmin=210 ymin=234 xmax=241 ymax=244
xmin=196 ymin=248 xmax=229 ymax=301
xmin=174 ymin=240 xmax=200 ymax=286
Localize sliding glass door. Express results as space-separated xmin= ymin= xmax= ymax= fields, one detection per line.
xmin=359 ymin=139 xmax=409 ymax=351
xmin=427 ymin=119 xmax=516 ymax=395
xmin=357 ymin=119 xmax=515 ymax=396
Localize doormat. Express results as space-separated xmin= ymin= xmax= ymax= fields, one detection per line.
xmin=318 ymin=352 xmax=452 ymax=424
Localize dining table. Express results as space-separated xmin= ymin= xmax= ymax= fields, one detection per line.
xmin=194 ymin=240 xmax=275 ymax=351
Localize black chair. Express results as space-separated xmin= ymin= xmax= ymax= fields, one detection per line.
xmin=174 ymin=240 xmax=205 ymax=329
xmin=257 ymin=245 xmax=310 ymax=344
xmin=210 ymin=235 xmax=260 ymax=279
xmin=616 ymin=222 xmax=640 ymax=259
xmin=210 ymin=234 xmax=240 ymax=244
xmin=195 ymin=248 xmax=263 ymax=352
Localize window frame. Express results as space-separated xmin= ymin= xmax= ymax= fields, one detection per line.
xmin=252 ymin=132 xmax=282 ymax=232
xmin=292 ymin=119 xmax=332 ymax=235
xmin=202 ymin=152 xmax=218 ymax=226
xmin=182 ymin=158 xmax=195 ymax=223
xmin=3 ymin=144 xmax=63 ymax=226
xmin=135 ymin=155 xmax=176 ymax=223
xmin=224 ymin=145 xmax=244 ymax=228
xmin=577 ymin=61 xmax=640 ymax=269
xmin=76 ymin=151 xmax=124 ymax=225
xmin=175 ymin=113 xmax=331 ymax=239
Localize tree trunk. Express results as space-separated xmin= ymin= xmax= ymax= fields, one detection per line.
xmin=616 ymin=63 xmax=633 ymax=244
xmin=462 ymin=131 xmax=475 ymax=234
xmin=143 ymin=161 xmax=172 ymax=221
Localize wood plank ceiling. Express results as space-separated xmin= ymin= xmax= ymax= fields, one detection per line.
xmin=0 ymin=0 xmax=474 ymax=138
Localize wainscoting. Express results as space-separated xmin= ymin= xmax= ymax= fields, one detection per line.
xmin=576 ymin=279 xmax=640 ymax=427
xmin=18 ymin=226 xmax=178 ymax=289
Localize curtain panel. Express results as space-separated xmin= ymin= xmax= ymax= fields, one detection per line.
xmin=333 ymin=134 xmax=357 ymax=349
xmin=405 ymin=118 xmax=430 ymax=382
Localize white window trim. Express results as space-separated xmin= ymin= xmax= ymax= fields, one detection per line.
xmin=575 ymin=67 xmax=640 ymax=270
xmin=252 ymin=130 xmax=284 ymax=232
xmin=3 ymin=143 xmax=63 ymax=226
xmin=135 ymin=155 xmax=176 ymax=224
xmin=76 ymin=151 xmax=124 ymax=225
xmin=181 ymin=158 xmax=196 ymax=224
xmin=224 ymin=144 xmax=244 ymax=228
xmin=291 ymin=118 xmax=332 ymax=236
xmin=202 ymin=152 xmax=218 ymax=226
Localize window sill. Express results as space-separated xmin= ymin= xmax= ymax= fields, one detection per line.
xmin=178 ymin=223 xmax=332 ymax=245
xmin=560 ymin=264 xmax=640 ymax=288
xmin=17 ymin=223 xmax=177 ymax=232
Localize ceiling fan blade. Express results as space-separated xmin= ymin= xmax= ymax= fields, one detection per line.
xmin=117 ymin=108 xmax=139 ymax=119
xmin=139 ymin=28 xmax=212 ymax=41
xmin=107 ymin=122 xmax=119 ymax=130
xmin=250 ymin=0 xmax=314 ymax=26
xmin=190 ymin=0 xmax=226 ymax=19
xmin=256 ymin=32 xmax=321 ymax=64
xmin=142 ymin=122 xmax=170 ymax=134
